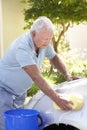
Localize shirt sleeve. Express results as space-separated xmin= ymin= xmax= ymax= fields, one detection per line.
xmin=15 ymin=46 xmax=36 ymax=67
xmin=45 ymin=45 xmax=56 ymax=59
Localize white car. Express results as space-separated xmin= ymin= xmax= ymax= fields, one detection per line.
xmin=25 ymin=78 xmax=87 ymax=130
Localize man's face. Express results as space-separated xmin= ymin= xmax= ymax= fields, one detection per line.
xmin=33 ymin=28 xmax=53 ymax=49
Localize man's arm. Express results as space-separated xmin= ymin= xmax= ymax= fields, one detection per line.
xmin=22 ymin=65 xmax=72 ymax=110
xmin=50 ymin=54 xmax=71 ymax=80
xmin=50 ymin=54 xmax=80 ymax=81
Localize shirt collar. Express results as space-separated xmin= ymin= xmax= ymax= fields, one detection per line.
xmin=28 ymin=31 xmax=35 ymax=50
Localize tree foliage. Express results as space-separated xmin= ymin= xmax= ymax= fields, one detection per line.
xmin=22 ymin=0 xmax=87 ymax=52
xmin=23 ymin=0 xmax=87 ymax=25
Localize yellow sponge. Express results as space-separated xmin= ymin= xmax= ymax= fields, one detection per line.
xmin=53 ymin=94 xmax=84 ymax=110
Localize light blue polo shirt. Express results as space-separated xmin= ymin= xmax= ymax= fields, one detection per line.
xmin=0 ymin=31 xmax=56 ymax=96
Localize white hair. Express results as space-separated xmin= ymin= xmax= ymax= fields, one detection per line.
xmin=30 ymin=16 xmax=54 ymax=33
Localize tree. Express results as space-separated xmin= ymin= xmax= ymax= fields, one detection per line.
xmin=22 ymin=0 xmax=87 ymax=52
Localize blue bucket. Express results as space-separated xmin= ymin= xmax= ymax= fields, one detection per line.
xmin=4 ymin=109 xmax=43 ymax=130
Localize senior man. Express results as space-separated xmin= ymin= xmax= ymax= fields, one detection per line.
xmin=0 ymin=16 xmax=79 ymax=130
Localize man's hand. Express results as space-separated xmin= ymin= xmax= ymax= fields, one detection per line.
xmin=56 ymin=94 xmax=73 ymax=110
xmin=65 ymin=74 xmax=81 ymax=81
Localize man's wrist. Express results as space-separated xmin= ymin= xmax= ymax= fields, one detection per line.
xmin=64 ymin=73 xmax=71 ymax=78
xmin=64 ymin=73 xmax=73 ymax=81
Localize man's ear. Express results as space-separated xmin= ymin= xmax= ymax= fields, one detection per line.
xmin=32 ymin=31 xmax=36 ymax=38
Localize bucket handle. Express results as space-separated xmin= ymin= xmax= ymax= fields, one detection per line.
xmin=38 ymin=114 xmax=43 ymax=127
